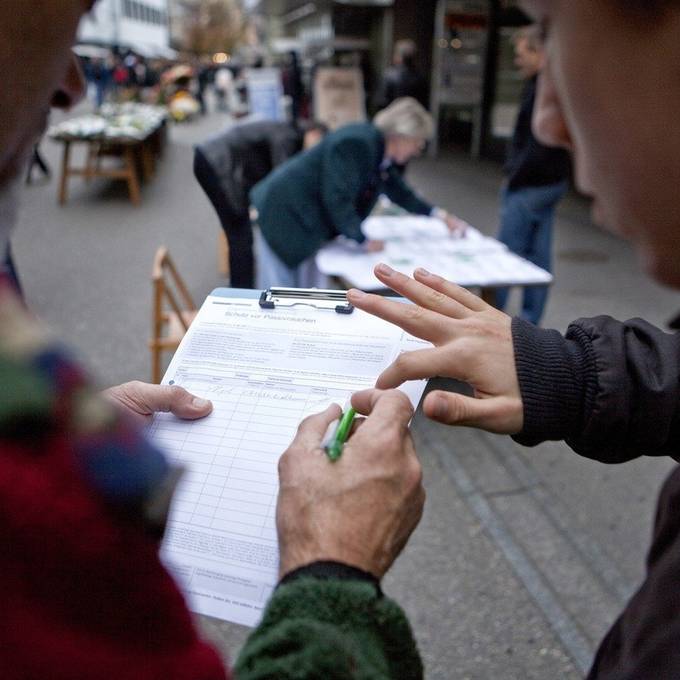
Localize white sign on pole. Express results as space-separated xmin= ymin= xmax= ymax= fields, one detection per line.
xmin=246 ymin=68 xmax=285 ymax=121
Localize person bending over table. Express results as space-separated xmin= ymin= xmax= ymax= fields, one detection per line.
xmin=0 ymin=3 xmax=425 ymax=677
xmin=194 ymin=119 xmax=328 ymax=288
xmin=348 ymin=1 xmax=680 ymax=676
xmin=250 ymin=96 xmax=467 ymax=289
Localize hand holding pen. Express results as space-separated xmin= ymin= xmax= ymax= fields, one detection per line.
xmin=276 ymin=390 xmax=424 ymax=580
xmin=323 ymin=407 xmax=357 ymax=461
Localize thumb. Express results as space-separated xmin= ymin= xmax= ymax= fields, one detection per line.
xmin=422 ymin=391 xmax=522 ymax=434
xmin=164 ymin=386 xmax=213 ymax=420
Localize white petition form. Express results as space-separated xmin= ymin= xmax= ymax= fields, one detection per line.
xmin=148 ymin=290 xmax=428 ymax=627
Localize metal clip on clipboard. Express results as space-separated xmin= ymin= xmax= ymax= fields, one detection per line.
xmin=259 ymin=287 xmax=354 ymax=314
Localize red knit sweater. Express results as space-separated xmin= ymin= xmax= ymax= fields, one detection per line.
xmin=1 ymin=434 xmax=228 ymax=679
xmin=0 ymin=277 xmax=228 ymax=679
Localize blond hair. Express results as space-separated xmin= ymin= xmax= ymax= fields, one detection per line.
xmin=373 ymin=97 xmax=434 ymax=140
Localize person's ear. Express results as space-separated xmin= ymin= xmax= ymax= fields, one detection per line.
xmin=532 ymin=60 xmax=572 ymax=151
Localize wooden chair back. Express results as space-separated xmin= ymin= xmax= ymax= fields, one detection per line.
xmin=148 ymin=246 xmax=197 ymax=383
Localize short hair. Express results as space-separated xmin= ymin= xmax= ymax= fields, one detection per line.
xmin=513 ymin=24 xmax=543 ymax=52
xmin=373 ymin=97 xmax=434 ymax=140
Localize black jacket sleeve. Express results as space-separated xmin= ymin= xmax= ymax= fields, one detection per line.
xmin=511 ymin=315 xmax=680 ymax=463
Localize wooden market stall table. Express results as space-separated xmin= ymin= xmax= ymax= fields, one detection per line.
xmin=315 ymin=215 xmax=553 ymax=305
xmin=48 ymin=104 xmax=168 ymax=207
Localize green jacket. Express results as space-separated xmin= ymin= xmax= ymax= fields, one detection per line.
xmin=236 ymin=577 xmax=423 ymax=679
xmin=250 ymin=123 xmax=433 ymax=268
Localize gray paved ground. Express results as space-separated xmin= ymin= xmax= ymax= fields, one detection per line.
xmin=13 ymin=105 xmax=680 ymax=678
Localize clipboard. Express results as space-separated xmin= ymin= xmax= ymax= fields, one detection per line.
xmin=149 ymin=287 xmax=429 ymax=628
xmin=259 ymin=287 xmax=353 ymax=314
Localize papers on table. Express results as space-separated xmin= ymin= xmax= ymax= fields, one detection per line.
xmin=148 ymin=290 xmax=428 ymax=627
xmin=316 ymin=215 xmax=553 ymax=290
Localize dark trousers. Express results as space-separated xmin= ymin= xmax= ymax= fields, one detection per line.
xmin=193 ymin=150 xmax=255 ymax=288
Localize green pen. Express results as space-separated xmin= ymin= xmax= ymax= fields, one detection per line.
xmin=324 ymin=407 xmax=357 ymax=461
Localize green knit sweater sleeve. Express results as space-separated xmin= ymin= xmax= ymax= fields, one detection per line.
xmin=234 ymin=578 xmax=423 ymax=679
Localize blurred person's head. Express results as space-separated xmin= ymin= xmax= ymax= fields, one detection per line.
xmin=524 ymin=0 xmax=680 ymax=287
xmin=299 ymin=120 xmax=329 ymax=150
xmin=513 ymin=24 xmax=544 ymax=79
xmin=0 ymin=0 xmax=88 ymax=253
xmin=393 ymin=39 xmax=417 ymax=69
xmin=374 ymin=97 xmax=433 ymax=165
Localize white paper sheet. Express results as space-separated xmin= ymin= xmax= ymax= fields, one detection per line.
xmin=316 ymin=215 xmax=553 ymax=290
xmin=149 ymin=293 xmax=428 ymax=627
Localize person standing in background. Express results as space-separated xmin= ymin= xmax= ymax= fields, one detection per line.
xmin=282 ymin=51 xmax=304 ymax=121
xmin=494 ymin=24 xmax=570 ymax=326
xmin=380 ymin=39 xmax=428 ymax=109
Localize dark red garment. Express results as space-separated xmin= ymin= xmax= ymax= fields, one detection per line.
xmin=0 ymin=435 xmax=228 ymax=679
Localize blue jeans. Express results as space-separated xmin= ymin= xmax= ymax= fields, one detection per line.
xmin=495 ymin=181 xmax=568 ymax=325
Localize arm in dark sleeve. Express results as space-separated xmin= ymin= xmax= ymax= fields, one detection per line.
xmin=320 ymin=138 xmax=374 ymax=244
xmin=511 ymin=316 xmax=680 ymax=463
xmin=235 ymin=562 xmax=422 ymax=679
xmin=381 ymin=165 xmax=433 ymax=216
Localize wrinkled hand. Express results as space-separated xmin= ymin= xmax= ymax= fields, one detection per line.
xmin=276 ymin=390 xmax=424 ymax=580
xmin=347 ymin=264 xmax=523 ymax=434
xmin=364 ymin=239 xmax=385 ymax=253
xmin=102 ymin=381 xmax=213 ymax=425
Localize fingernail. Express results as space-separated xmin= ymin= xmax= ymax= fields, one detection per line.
xmin=192 ymin=397 xmax=210 ymax=409
xmin=415 ymin=267 xmax=431 ymax=277
xmin=375 ymin=263 xmax=394 ymax=277
xmin=348 ymin=288 xmax=366 ymax=300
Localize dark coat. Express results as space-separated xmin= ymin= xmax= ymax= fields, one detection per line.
xmin=196 ymin=121 xmax=304 ymax=216
xmin=504 ymin=76 xmax=571 ymax=190
xmin=250 ymin=122 xmax=433 ymax=268
xmin=194 ymin=121 xmax=305 ymax=287
xmin=512 ymin=315 xmax=680 ymax=677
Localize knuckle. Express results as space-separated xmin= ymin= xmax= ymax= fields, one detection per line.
xmin=405 ymin=304 xmax=425 ymax=323
xmin=452 ymin=337 xmax=474 ymax=361
xmin=278 ymin=450 xmax=294 ymax=477
xmin=410 ymin=459 xmax=424 ymax=488
xmin=385 ymin=389 xmax=415 ymax=418
xmin=447 ymin=397 xmax=468 ymax=423
xmin=427 ymin=289 xmax=447 ymax=306
xmin=392 ymin=353 xmax=412 ymax=373
xmin=297 ymin=412 xmax=320 ymax=432
xmin=167 ymin=384 xmax=185 ymax=398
